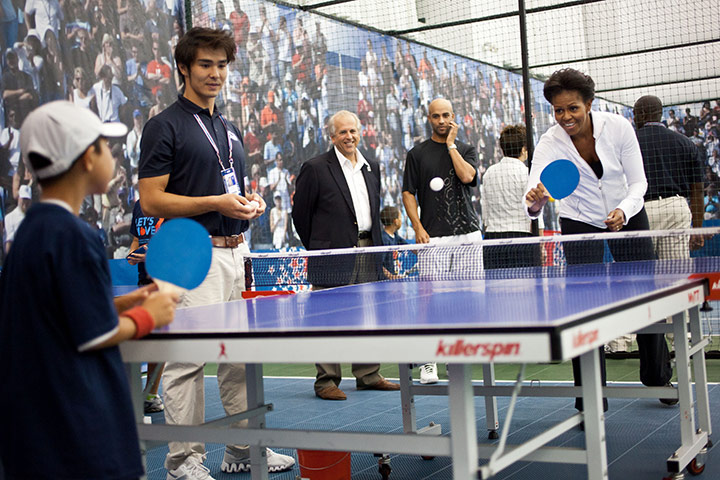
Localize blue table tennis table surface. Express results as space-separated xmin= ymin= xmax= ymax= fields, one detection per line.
xmin=150 ymin=262 xmax=706 ymax=337
xmin=121 ymin=259 xmax=714 ymax=480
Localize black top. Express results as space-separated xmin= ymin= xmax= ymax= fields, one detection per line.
xmin=637 ymin=122 xmax=704 ymax=200
xmin=139 ymin=95 xmax=249 ymax=236
xmin=130 ymin=200 xmax=164 ymax=285
xmin=403 ymin=138 xmax=480 ymax=237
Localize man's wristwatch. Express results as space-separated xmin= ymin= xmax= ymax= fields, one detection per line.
xmin=447 ymin=144 xmax=457 ymax=151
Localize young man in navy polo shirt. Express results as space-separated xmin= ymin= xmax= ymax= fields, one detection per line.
xmin=138 ymin=27 xmax=295 ymax=479
xmin=0 ymin=101 xmax=179 ymax=480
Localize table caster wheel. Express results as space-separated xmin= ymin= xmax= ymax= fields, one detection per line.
xmin=687 ymin=447 xmax=707 ymax=475
xmin=488 ymin=430 xmax=499 ymax=440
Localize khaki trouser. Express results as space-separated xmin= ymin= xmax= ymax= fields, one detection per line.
xmin=163 ymin=244 xmax=251 ymax=471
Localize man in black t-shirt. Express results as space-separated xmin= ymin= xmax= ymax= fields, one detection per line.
xmin=401 ymin=98 xmax=483 ymax=384
xmin=402 ymin=98 xmax=481 ymax=243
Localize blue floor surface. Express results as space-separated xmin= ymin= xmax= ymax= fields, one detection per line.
xmin=144 ymin=377 xmax=720 ymax=479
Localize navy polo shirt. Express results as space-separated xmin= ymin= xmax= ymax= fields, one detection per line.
xmin=637 ymin=122 xmax=704 ymax=201
xmin=139 ymin=95 xmax=249 ymax=236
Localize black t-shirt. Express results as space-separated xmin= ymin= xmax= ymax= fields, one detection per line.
xmin=130 ymin=200 xmax=164 ymax=284
xmin=403 ymin=139 xmax=480 ymax=237
xmin=139 ymin=95 xmax=249 ymax=236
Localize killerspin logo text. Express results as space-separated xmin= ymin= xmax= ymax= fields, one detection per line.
xmin=435 ymin=339 xmax=520 ymax=361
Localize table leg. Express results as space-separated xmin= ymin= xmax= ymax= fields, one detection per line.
xmin=126 ymin=362 xmax=148 ymax=480
xmin=482 ymin=363 xmax=499 ymax=439
xmin=447 ymin=363 xmax=478 ymax=480
xmin=689 ymin=306 xmax=712 ymax=438
xmin=399 ymin=363 xmax=417 ymax=434
xmin=579 ymin=349 xmax=609 ymax=480
xmin=246 ymin=363 xmax=269 ymax=480
xmin=673 ymin=311 xmax=697 ymax=447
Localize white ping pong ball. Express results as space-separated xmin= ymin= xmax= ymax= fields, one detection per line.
xmin=430 ymin=177 xmax=444 ymax=192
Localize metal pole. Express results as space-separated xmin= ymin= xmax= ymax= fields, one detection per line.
xmin=518 ymin=0 xmax=539 ymax=235
xmin=518 ymin=0 xmax=534 ymax=160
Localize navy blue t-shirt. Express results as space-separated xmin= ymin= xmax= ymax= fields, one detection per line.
xmin=138 ymin=95 xmax=249 ymax=236
xmin=130 ymin=200 xmax=164 ymax=285
xmin=0 ymin=203 xmax=143 ymax=480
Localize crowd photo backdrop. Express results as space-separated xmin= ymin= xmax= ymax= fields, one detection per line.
xmin=1 ymin=0 xmax=718 ymax=265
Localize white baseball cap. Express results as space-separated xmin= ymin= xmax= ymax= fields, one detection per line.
xmin=20 ymin=101 xmax=128 ymax=180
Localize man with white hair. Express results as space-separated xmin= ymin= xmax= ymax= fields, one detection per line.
xmin=292 ymin=110 xmax=400 ymax=400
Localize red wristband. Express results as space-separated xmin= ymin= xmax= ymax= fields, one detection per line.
xmin=123 ymin=306 xmax=155 ymax=339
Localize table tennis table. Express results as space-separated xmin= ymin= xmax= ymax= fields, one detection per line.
xmin=120 ymin=261 xmax=713 ymax=480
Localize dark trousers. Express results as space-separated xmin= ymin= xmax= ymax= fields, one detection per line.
xmin=561 ymin=208 xmax=672 ymax=410
xmin=314 ymin=237 xmax=384 ymax=391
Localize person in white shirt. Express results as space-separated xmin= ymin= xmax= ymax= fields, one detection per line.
xmin=4 ymin=184 xmax=31 ymax=253
xmin=24 ymin=0 xmax=63 ymax=46
xmin=125 ymin=109 xmax=143 ymax=172
xmin=524 ymin=68 xmax=674 ymax=412
xmin=90 ymin=65 xmax=127 ymax=123
xmin=481 ymin=124 xmax=541 ymax=268
xmin=266 ymin=152 xmax=291 ymax=211
xmin=0 ymin=108 xmax=21 ymax=196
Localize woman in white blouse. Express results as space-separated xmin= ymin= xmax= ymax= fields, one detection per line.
xmin=524 ymin=68 xmax=673 ymax=412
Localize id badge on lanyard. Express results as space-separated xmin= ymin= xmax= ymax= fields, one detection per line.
xmin=194 ymin=113 xmax=240 ymax=195
xmin=221 ymin=167 xmax=241 ymax=195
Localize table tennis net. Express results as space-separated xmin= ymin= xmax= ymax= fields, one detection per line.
xmin=243 ymin=228 xmax=720 ymax=290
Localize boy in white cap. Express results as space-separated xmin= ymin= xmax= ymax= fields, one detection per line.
xmin=0 ymin=101 xmax=179 ymax=480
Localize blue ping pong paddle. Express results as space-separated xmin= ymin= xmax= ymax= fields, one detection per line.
xmin=145 ymin=218 xmax=212 ymax=292
xmin=539 ymin=159 xmax=580 ymax=200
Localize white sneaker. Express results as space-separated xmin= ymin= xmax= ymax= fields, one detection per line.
xmin=166 ymin=457 xmax=215 ymax=480
xmin=420 ymin=363 xmax=439 ymax=384
xmin=221 ymin=447 xmax=296 ymax=473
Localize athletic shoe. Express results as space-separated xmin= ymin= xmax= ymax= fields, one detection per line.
xmin=144 ymin=394 xmax=164 ymax=413
xmin=221 ymin=447 xmax=296 ymax=473
xmin=166 ymin=456 xmax=215 ymax=480
xmin=660 ymin=382 xmax=679 ymax=406
xmin=420 ymin=363 xmax=439 ymax=384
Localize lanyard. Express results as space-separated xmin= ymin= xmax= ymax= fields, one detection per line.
xmin=193 ymin=113 xmax=234 ymax=170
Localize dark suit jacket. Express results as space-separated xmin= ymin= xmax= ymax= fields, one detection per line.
xmin=292 ymin=148 xmax=383 ymax=286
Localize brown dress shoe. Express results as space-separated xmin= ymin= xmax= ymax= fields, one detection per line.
xmin=315 ymin=385 xmax=347 ymax=400
xmin=362 ymin=379 xmax=400 ymax=391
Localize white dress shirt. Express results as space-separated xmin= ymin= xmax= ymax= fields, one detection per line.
xmin=334 ymin=146 xmax=372 ymax=232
